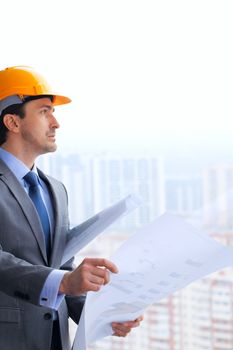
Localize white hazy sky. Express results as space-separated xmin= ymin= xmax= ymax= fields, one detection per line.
xmin=1 ymin=0 xmax=233 ymax=168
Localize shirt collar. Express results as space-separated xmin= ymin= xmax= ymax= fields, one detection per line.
xmin=0 ymin=147 xmax=39 ymax=182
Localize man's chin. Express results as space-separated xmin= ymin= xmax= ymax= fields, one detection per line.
xmin=42 ymin=144 xmax=57 ymax=154
xmin=49 ymin=144 xmax=57 ymax=153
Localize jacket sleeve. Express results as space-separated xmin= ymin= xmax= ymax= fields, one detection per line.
xmin=0 ymin=244 xmax=53 ymax=305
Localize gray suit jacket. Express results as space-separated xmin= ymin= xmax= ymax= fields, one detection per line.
xmin=0 ymin=158 xmax=85 ymax=350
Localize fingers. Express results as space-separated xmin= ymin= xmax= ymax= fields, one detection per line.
xmin=90 ymin=265 xmax=108 ymax=277
xmin=82 ymin=258 xmax=117 ymax=286
xmin=59 ymin=257 xmax=118 ymax=296
xmin=89 ymin=274 xmax=105 ymax=286
xmin=134 ymin=315 xmax=144 ymax=323
xmin=83 ymin=258 xmax=118 ymax=287
xmin=111 ymin=316 xmax=144 ymax=337
xmin=112 ymin=323 xmax=132 ymax=337
xmin=78 ymin=258 xmax=116 ymax=292
xmin=85 ymin=258 xmax=119 ymax=274
xmin=84 ymin=280 xmax=103 ymax=292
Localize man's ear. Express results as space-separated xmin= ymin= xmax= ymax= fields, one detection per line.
xmin=3 ymin=114 xmax=21 ymax=133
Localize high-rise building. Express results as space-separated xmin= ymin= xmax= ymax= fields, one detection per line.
xmin=37 ymin=153 xmax=87 ymax=226
xmin=187 ymin=232 xmax=233 ymax=350
xmin=203 ymin=164 xmax=233 ymax=231
xmin=37 ymin=152 xmax=166 ymax=227
xmin=165 ymin=176 xmax=202 ymax=225
xmin=89 ymin=153 xmax=165 ymax=227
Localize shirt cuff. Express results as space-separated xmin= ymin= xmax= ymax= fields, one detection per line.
xmin=39 ymin=270 xmax=67 ymax=310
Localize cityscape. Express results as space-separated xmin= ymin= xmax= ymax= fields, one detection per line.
xmin=37 ymin=152 xmax=233 ymax=350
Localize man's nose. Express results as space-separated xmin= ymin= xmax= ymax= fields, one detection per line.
xmin=50 ymin=114 xmax=60 ymax=129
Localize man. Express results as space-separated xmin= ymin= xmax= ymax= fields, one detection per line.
xmin=0 ymin=66 xmax=143 ymax=350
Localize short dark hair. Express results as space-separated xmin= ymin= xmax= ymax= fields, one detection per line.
xmin=0 ymin=95 xmax=54 ymax=146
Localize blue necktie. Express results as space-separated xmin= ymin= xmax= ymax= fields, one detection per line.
xmin=24 ymin=171 xmax=51 ymax=257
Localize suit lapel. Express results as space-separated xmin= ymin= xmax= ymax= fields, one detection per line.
xmin=0 ymin=159 xmax=48 ymax=264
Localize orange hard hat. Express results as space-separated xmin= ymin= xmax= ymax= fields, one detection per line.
xmin=0 ymin=66 xmax=71 ymax=114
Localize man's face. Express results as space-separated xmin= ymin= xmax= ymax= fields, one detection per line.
xmin=18 ymin=97 xmax=60 ymax=156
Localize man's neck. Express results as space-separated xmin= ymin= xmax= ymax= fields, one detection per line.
xmin=1 ymin=144 xmax=36 ymax=169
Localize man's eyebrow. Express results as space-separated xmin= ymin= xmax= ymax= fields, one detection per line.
xmin=39 ymin=105 xmax=55 ymax=112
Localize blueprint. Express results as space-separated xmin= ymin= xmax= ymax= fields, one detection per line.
xmin=73 ymin=213 xmax=233 ymax=350
xmin=61 ymin=194 xmax=141 ymax=265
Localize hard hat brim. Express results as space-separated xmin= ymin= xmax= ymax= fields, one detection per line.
xmin=51 ymin=94 xmax=72 ymax=106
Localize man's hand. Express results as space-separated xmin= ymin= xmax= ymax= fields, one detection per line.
xmin=59 ymin=258 xmax=118 ymax=295
xmin=111 ymin=316 xmax=144 ymax=337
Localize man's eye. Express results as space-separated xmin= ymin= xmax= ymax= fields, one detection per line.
xmin=40 ymin=109 xmax=48 ymax=114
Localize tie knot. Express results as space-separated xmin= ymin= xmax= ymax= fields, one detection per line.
xmin=24 ymin=171 xmax=39 ymax=187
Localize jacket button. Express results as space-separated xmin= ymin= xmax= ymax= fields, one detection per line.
xmin=44 ymin=313 xmax=52 ymax=320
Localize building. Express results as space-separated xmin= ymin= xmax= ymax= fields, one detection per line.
xmin=203 ymin=164 xmax=233 ymax=231
xmin=165 ymin=176 xmax=202 ymax=225
xmin=88 ymin=153 xmax=165 ymax=227
xmin=38 ymin=152 xmax=166 ymax=227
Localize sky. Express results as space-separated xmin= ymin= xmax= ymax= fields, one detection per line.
xmin=1 ymin=0 xmax=233 ymax=173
